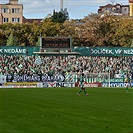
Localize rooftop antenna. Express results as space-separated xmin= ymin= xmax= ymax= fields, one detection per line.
xmin=111 ymin=0 xmax=115 ymax=5
xmin=60 ymin=0 xmax=63 ymax=12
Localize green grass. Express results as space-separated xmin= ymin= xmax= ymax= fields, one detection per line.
xmin=0 ymin=87 xmax=132 ymax=133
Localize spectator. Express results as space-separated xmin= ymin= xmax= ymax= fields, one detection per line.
xmin=0 ymin=55 xmax=132 ymax=82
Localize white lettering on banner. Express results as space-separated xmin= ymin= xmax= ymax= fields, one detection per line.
xmin=108 ymin=50 xmax=113 ymax=54
xmin=4 ymin=49 xmax=26 ymax=54
xmin=37 ymin=82 xmax=75 ymax=88
xmin=42 ymin=75 xmax=64 ymax=82
xmin=7 ymin=74 xmax=65 ymax=82
xmin=102 ymin=49 xmax=106 ymax=54
xmin=124 ymin=49 xmax=133 ymax=55
xmin=110 ymin=83 xmax=130 ymax=87
xmin=85 ymin=84 xmax=98 ymax=87
xmin=115 ymin=49 xmax=122 ymax=54
xmin=102 ymin=82 xmax=130 ymax=87
xmin=91 ymin=49 xmax=114 ymax=55
xmin=12 ymin=74 xmax=40 ymax=82
xmin=0 ymin=49 xmax=3 ymax=53
xmin=61 ymin=82 xmax=75 ymax=87
xmin=131 ymin=49 xmax=133 ymax=54
xmin=90 ymin=48 xmax=133 ymax=56
xmin=102 ymin=83 xmax=108 ymax=87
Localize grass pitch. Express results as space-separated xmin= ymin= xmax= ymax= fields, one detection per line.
xmin=0 ymin=87 xmax=132 ymax=133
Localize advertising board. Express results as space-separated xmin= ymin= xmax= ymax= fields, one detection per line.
xmin=102 ymin=82 xmax=131 ymax=87
xmin=37 ymin=82 xmax=75 ymax=88
xmin=75 ymin=82 xmax=102 ymax=87
xmin=4 ymin=82 xmax=37 ymax=87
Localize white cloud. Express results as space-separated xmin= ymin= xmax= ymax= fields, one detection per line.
xmin=0 ymin=0 xmax=129 ymax=19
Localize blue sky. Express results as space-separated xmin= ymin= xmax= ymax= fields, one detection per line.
xmin=1 ymin=0 xmax=129 ymax=19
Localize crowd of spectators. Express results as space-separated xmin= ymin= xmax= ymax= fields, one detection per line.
xmin=0 ymin=55 xmax=132 ymax=81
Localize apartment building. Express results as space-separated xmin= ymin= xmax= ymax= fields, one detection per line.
xmin=98 ymin=3 xmax=129 ymax=16
xmin=0 ymin=4 xmax=2 ymax=24
xmin=129 ymin=0 xmax=133 ymax=16
xmin=0 ymin=0 xmax=23 ymax=24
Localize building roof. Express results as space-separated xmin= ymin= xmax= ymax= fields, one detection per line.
xmin=99 ymin=3 xmax=129 ymax=8
xmin=23 ymin=16 xmax=43 ymax=23
xmin=129 ymin=0 xmax=133 ymax=3
xmin=99 ymin=4 xmax=113 ymax=8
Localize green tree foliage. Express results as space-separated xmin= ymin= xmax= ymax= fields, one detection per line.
xmin=0 ymin=14 xmax=133 ymax=47
xmin=51 ymin=11 xmax=67 ymax=23
xmin=36 ymin=37 xmax=40 ymax=46
xmin=7 ymin=32 xmax=18 ymax=46
xmin=78 ymin=14 xmax=133 ymax=47
xmin=40 ymin=18 xmax=62 ymax=37
xmin=111 ymin=18 xmax=133 ymax=47
xmin=0 ymin=31 xmax=6 ymax=46
xmin=60 ymin=20 xmax=76 ymax=36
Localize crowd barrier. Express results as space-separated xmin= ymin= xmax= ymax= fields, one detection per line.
xmin=1 ymin=81 xmax=132 ymax=88
xmin=102 ymin=82 xmax=132 ymax=87
xmin=0 ymin=86 xmax=36 ymax=88
xmin=4 ymin=82 xmax=37 ymax=87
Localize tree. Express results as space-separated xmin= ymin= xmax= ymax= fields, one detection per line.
xmin=6 ymin=32 xmax=18 ymax=46
xmin=40 ymin=18 xmax=62 ymax=37
xmin=59 ymin=20 xmax=82 ymax=46
xmin=111 ymin=18 xmax=133 ymax=47
xmin=81 ymin=14 xmax=133 ymax=47
xmin=51 ymin=11 xmax=67 ymax=23
xmin=36 ymin=37 xmax=40 ymax=46
xmin=0 ymin=31 xmax=7 ymax=46
xmin=1 ymin=14 xmax=133 ymax=47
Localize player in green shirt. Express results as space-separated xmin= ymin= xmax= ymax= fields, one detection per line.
xmin=77 ymin=79 xmax=88 ymax=96
xmin=125 ymin=74 xmax=130 ymax=92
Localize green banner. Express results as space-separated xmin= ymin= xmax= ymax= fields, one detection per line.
xmin=0 ymin=46 xmax=40 ymax=55
xmin=0 ymin=46 xmax=132 ymax=56
xmin=73 ymin=47 xmax=133 ymax=56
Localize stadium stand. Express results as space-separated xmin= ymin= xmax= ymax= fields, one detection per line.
xmin=0 ymin=55 xmax=132 ymax=82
